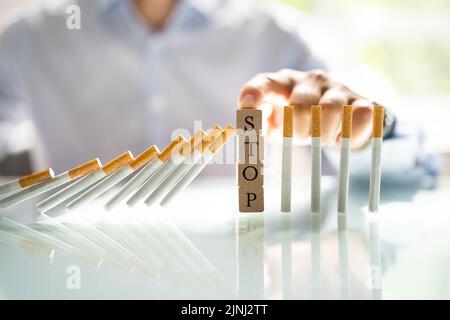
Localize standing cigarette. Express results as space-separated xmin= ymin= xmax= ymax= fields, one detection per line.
xmin=0 ymin=168 xmax=55 ymax=197
xmin=310 ymin=105 xmax=322 ymax=298
xmin=104 ymin=136 xmax=185 ymax=211
xmin=369 ymin=105 xmax=384 ymax=213
xmin=126 ymin=133 xmax=194 ymax=208
xmin=160 ymin=125 xmax=235 ymax=208
xmin=66 ymin=146 xmax=160 ymax=211
xmin=0 ymin=159 xmax=101 ymax=209
xmin=144 ymin=128 xmax=223 ymax=207
xmin=281 ymin=106 xmax=294 ymax=212
xmin=36 ymin=151 xmax=133 ymax=213
xmin=337 ymin=105 xmax=353 ymax=299
xmin=311 ymin=105 xmax=322 ymax=220
xmin=368 ymin=105 xmax=384 ymax=300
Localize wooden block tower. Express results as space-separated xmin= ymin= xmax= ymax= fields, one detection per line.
xmin=236 ymin=109 xmax=264 ymax=212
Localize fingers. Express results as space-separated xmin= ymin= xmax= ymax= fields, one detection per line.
xmin=289 ymin=83 xmax=321 ymax=139
xmin=351 ymin=99 xmax=373 ymax=149
xmin=318 ymin=87 xmax=351 ymax=146
xmin=238 ymin=70 xmax=295 ymax=109
xmin=238 ymin=69 xmax=376 ymax=149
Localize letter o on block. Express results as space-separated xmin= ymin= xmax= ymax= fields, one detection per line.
xmin=238 ymin=164 xmax=263 ymax=187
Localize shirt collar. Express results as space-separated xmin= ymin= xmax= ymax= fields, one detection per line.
xmin=96 ymin=0 xmax=221 ymax=26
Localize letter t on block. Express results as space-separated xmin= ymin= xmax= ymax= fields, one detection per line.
xmin=236 ymin=109 xmax=264 ymax=213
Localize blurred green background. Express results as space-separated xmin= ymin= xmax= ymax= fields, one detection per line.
xmin=262 ymin=0 xmax=450 ymax=154
xmin=263 ymin=0 xmax=450 ymax=95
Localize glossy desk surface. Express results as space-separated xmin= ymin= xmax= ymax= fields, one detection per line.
xmin=0 ymin=175 xmax=449 ymax=299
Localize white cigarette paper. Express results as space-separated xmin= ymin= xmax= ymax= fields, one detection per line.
xmin=144 ymin=128 xmax=220 ymax=207
xmin=127 ymin=136 xmax=189 ymax=208
xmin=337 ymin=105 xmax=353 ymax=299
xmin=37 ymin=152 xmax=133 ymax=213
xmin=281 ymin=106 xmax=293 ymax=212
xmin=160 ymin=125 xmax=235 ymax=208
xmin=104 ymin=138 xmax=184 ymax=211
xmin=0 ymin=159 xmax=101 ymax=209
xmin=0 ymin=168 xmax=54 ymax=197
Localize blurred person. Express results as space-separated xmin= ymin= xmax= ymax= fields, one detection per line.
xmin=0 ymin=0 xmax=430 ymax=180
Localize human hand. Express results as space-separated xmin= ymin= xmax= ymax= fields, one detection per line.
xmin=238 ymin=69 xmax=375 ymax=149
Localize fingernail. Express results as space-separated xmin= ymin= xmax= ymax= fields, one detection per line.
xmin=240 ymin=95 xmax=256 ymax=108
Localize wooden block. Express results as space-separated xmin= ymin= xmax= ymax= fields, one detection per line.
xmin=238 ymin=135 xmax=264 ymax=164
xmin=238 ymin=163 xmax=263 ymax=187
xmin=239 ymin=186 xmax=264 ymax=212
xmin=236 ymin=109 xmax=262 ymax=134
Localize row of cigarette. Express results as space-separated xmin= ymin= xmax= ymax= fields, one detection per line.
xmin=0 ymin=124 xmax=236 ymax=213
xmin=280 ymin=104 xmax=385 ymax=216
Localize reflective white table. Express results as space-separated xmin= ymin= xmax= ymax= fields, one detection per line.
xmin=0 ymin=175 xmax=449 ymax=299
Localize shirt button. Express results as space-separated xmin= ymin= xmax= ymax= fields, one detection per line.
xmin=148 ymin=95 xmax=168 ymax=113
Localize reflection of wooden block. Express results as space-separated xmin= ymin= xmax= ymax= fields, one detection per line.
xmin=238 ymin=135 xmax=264 ymax=164
xmin=238 ymin=163 xmax=263 ymax=187
xmin=236 ymin=109 xmax=262 ymax=134
xmin=239 ymin=187 xmax=264 ymax=212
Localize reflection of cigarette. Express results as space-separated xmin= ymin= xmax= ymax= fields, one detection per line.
xmin=67 ymin=146 xmax=160 ymax=211
xmin=369 ymin=105 xmax=384 ymax=213
xmin=1 ymin=217 xmax=102 ymax=266
xmin=36 ymin=152 xmax=133 ymax=213
xmin=0 ymin=159 xmax=101 ymax=209
xmin=281 ymin=106 xmax=294 ymax=212
xmin=127 ymin=132 xmax=199 ymax=208
xmin=0 ymin=168 xmax=54 ymax=196
xmin=144 ymin=126 xmax=223 ymax=207
xmin=160 ymin=125 xmax=235 ymax=208
xmin=104 ymin=136 xmax=185 ymax=211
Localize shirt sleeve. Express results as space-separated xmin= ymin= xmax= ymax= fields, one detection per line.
xmin=0 ymin=19 xmax=29 ymax=159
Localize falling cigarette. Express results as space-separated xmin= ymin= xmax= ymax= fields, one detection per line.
xmin=0 ymin=168 xmax=55 ymax=197
xmin=104 ymin=136 xmax=185 ymax=211
xmin=144 ymin=126 xmax=223 ymax=207
xmin=36 ymin=151 xmax=133 ymax=213
xmin=160 ymin=125 xmax=235 ymax=208
xmin=281 ymin=106 xmax=294 ymax=212
xmin=0 ymin=159 xmax=101 ymax=209
xmin=337 ymin=105 xmax=353 ymax=299
xmin=66 ymin=146 xmax=160 ymax=211
xmin=127 ymin=132 xmax=199 ymax=208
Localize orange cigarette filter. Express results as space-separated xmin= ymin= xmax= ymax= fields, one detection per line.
xmin=18 ymin=168 xmax=55 ymax=188
xmin=102 ymin=151 xmax=134 ymax=175
xmin=210 ymin=124 xmax=235 ymax=154
xmin=130 ymin=145 xmax=160 ymax=170
xmin=158 ymin=135 xmax=186 ymax=162
xmin=283 ymin=106 xmax=294 ymax=138
xmin=372 ymin=105 xmax=384 ymax=138
xmin=341 ymin=105 xmax=353 ymax=139
xmin=68 ymin=159 xmax=102 ymax=180
xmin=200 ymin=125 xmax=223 ymax=153
xmin=311 ymin=105 xmax=322 ymax=138
xmin=180 ymin=129 xmax=207 ymax=156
